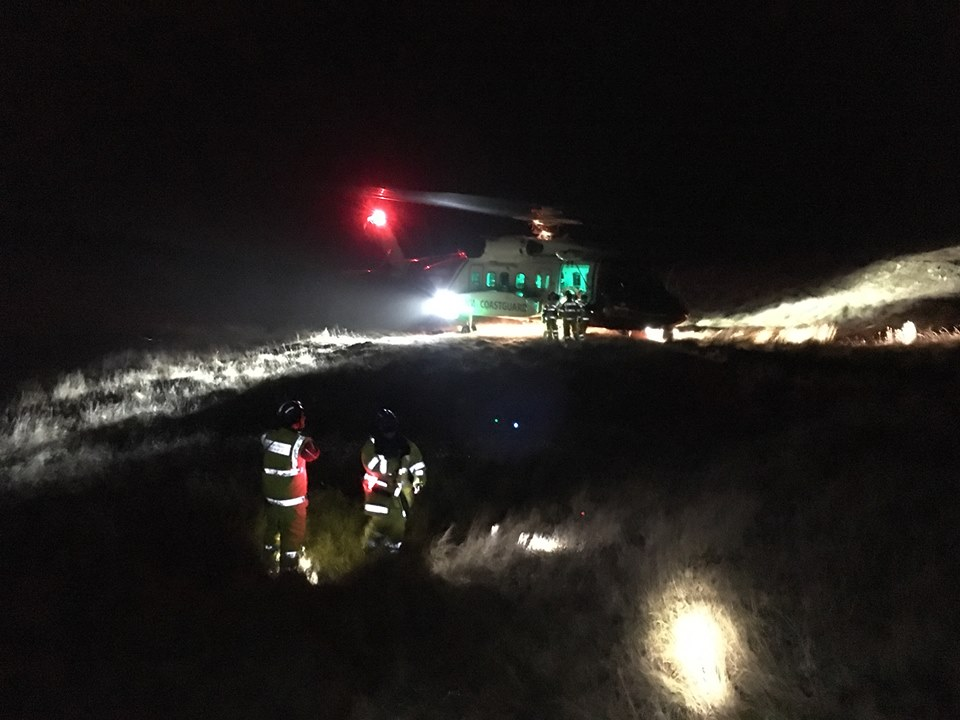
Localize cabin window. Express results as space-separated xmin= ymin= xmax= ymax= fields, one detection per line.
xmin=485 ymin=272 xmax=497 ymax=288
xmin=469 ymin=270 xmax=482 ymax=289
xmin=534 ymin=274 xmax=543 ymax=289
xmin=560 ymin=265 xmax=588 ymax=293
xmin=499 ymin=272 xmax=510 ymax=289
xmin=515 ymin=273 xmax=526 ymax=289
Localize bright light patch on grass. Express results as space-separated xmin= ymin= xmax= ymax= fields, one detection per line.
xmin=471 ymin=321 xmax=545 ymax=339
xmin=643 ymin=327 xmax=667 ymax=343
xmin=429 ymin=512 xmax=604 ymax=583
xmin=642 ymin=574 xmax=746 ymax=715
xmin=694 ymin=245 xmax=960 ymax=329
xmin=887 ymin=320 xmax=918 ymax=345
xmin=517 ymin=531 xmax=568 ymax=553
xmin=298 ymin=552 xmax=320 ymax=585
xmin=673 ymin=323 xmax=838 ymax=345
xmin=374 ymin=333 xmax=456 ymax=346
xmin=671 ymin=605 xmax=731 ymax=708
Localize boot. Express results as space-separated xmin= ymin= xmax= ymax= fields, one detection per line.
xmin=279 ymin=550 xmax=300 ymax=573
xmin=262 ymin=544 xmax=279 ymax=575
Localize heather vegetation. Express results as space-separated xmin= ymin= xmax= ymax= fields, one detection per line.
xmin=2 ymin=331 xmax=959 ymax=719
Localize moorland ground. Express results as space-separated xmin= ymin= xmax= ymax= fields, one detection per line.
xmin=2 ymin=332 xmax=959 ymax=719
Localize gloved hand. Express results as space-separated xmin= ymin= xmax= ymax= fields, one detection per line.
xmin=412 ymin=479 xmax=424 ymax=495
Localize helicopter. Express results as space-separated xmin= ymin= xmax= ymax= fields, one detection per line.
xmin=359 ymin=188 xmax=689 ymax=336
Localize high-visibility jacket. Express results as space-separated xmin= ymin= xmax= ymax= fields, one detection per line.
xmin=261 ymin=427 xmax=313 ymax=502
xmin=561 ymin=297 xmax=581 ymax=321
xmin=361 ymin=435 xmax=426 ymax=518
xmin=577 ymin=296 xmax=591 ymax=323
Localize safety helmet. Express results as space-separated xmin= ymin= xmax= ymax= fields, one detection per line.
xmin=277 ymin=400 xmax=305 ymax=426
xmin=376 ymin=407 xmax=399 ymax=434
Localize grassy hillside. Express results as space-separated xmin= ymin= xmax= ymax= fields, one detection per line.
xmin=1 ymin=332 xmax=959 ymax=719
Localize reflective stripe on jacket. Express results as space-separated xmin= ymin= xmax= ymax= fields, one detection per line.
xmin=561 ymin=299 xmax=581 ymax=319
xmin=262 ymin=427 xmax=308 ymax=500
xmin=360 ymin=436 xmax=426 ymax=515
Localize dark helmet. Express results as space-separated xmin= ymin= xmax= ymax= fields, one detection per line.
xmin=376 ymin=408 xmax=399 ymax=434
xmin=277 ymin=400 xmax=305 ymax=426
xmin=565 ymin=290 xmax=575 ymax=299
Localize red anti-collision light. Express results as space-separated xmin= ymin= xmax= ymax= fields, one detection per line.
xmin=367 ymin=208 xmax=388 ymax=227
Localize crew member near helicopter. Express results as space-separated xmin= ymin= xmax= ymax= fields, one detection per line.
xmin=361 ymin=408 xmax=426 ymax=552
xmin=561 ymin=290 xmax=582 ymax=341
xmin=541 ymin=292 xmax=560 ymax=340
xmin=575 ymin=289 xmax=591 ymax=339
xmin=261 ymin=400 xmax=320 ymax=573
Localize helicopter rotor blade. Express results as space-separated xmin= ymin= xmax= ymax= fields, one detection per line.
xmin=366 ymin=187 xmax=524 ymax=218
xmin=364 ymin=187 xmax=580 ymax=226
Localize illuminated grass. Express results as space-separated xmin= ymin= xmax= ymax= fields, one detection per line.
xmin=0 ymin=329 xmax=452 ymax=485
xmin=692 ymin=244 xmax=960 ymax=328
xmin=300 ymin=488 xmax=369 ymax=582
xmin=2 ymin=324 xmax=959 ymax=719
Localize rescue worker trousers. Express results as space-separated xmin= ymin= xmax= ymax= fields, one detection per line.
xmin=362 ymin=497 xmax=407 ymax=550
xmin=263 ymin=499 xmax=308 ymax=557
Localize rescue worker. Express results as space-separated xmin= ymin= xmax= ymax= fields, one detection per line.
xmin=361 ymin=408 xmax=426 ymax=552
xmin=261 ymin=400 xmax=320 ymax=573
xmin=575 ymin=289 xmax=591 ymax=339
xmin=541 ymin=292 xmax=560 ymax=340
xmin=561 ymin=290 xmax=581 ymax=341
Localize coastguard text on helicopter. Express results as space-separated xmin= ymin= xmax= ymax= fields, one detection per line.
xmin=470 ymin=299 xmax=530 ymax=312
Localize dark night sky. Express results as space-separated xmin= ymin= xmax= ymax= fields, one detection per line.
xmin=3 ymin=1 xmax=960 ymax=335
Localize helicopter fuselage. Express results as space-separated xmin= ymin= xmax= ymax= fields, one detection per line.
xmin=419 ymin=235 xmax=688 ymax=332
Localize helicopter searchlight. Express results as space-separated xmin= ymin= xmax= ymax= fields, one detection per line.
xmin=423 ymin=289 xmax=470 ymax=320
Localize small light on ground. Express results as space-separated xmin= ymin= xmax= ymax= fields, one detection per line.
xmin=643 ymin=327 xmax=666 ymax=343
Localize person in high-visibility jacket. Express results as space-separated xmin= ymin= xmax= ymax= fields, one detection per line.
xmin=541 ymin=292 xmax=560 ymax=340
xmin=261 ymin=400 xmax=320 ymax=573
xmin=361 ymin=408 xmax=426 ymax=552
xmin=561 ymin=290 xmax=581 ymax=341
xmin=575 ymin=289 xmax=591 ymax=339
